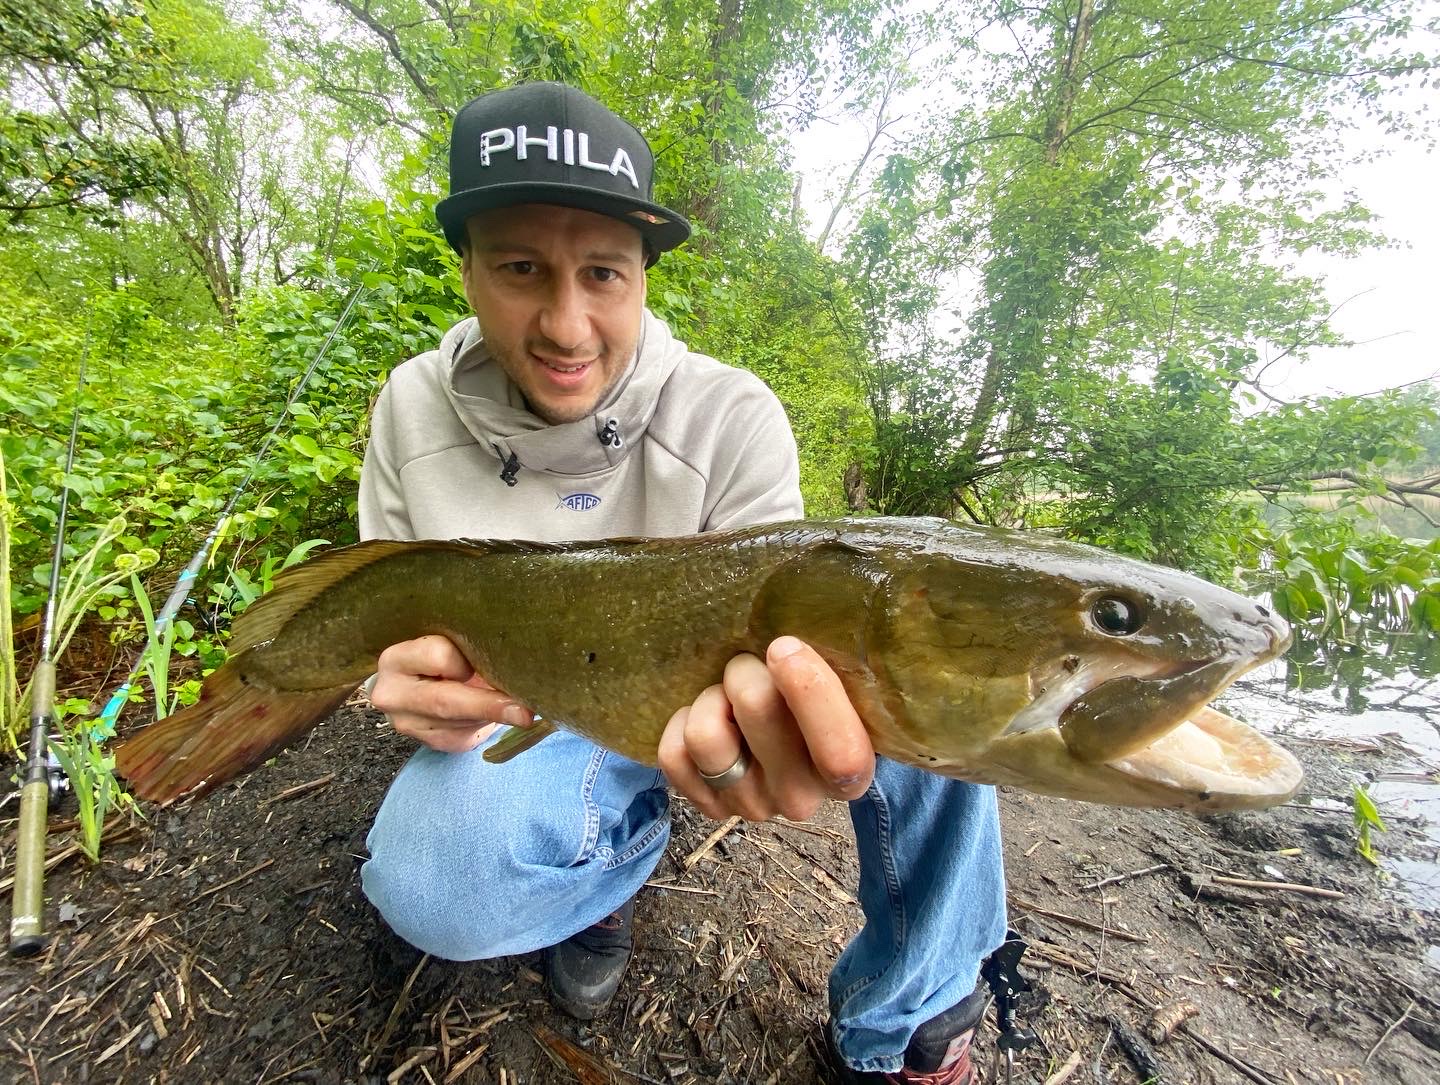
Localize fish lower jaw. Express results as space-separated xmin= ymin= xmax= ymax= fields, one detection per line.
xmin=1103 ymin=706 xmax=1303 ymax=810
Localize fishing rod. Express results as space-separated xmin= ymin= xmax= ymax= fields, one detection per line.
xmin=10 ymin=344 xmax=89 ymax=957
xmin=91 ymin=272 xmax=372 ymax=739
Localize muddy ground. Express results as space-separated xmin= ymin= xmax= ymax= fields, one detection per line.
xmin=1 ymin=703 xmax=1436 ymax=1085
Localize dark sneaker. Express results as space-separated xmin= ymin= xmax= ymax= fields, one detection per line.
xmin=544 ymin=898 xmax=636 ymax=1020
xmin=825 ymin=986 xmax=989 ymax=1084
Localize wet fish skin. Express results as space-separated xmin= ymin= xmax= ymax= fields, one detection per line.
xmin=115 ymin=518 xmax=1302 ymax=810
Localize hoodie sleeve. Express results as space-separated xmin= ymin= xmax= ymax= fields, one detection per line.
xmin=701 ymin=382 xmax=805 ymax=531
xmin=359 ymin=381 xmax=416 ymax=542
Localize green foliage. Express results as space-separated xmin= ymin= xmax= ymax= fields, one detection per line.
xmin=1245 ymin=509 xmax=1440 ymax=707
xmin=1351 ymin=783 xmax=1388 ymax=867
xmin=48 ymin=713 xmax=140 ymax=863
xmin=0 ymin=462 xmax=157 ymax=748
xmin=835 ymin=0 xmax=1435 ymax=550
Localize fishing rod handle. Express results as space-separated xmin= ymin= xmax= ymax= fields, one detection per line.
xmin=8 ymin=775 xmax=49 ymax=955
xmin=10 ymin=661 xmax=56 ymax=956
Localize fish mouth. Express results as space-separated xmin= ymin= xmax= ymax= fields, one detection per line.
xmin=1102 ymin=704 xmax=1304 ymax=807
xmin=1002 ymin=651 xmax=1303 ymax=807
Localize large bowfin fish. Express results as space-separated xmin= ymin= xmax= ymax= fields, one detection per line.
xmin=115 ymin=518 xmax=1303 ymax=811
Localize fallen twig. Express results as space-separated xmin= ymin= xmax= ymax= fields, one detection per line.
xmin=1027 ymin=941 xmax=1278 ymax=1085
xmin=0 ymin=826 xmax=138 ymax=893
xmin=533 ymin=1022 xmax=619 ymax=1083
xmin=1043 ymin=1050 xmax=1082 ymax=1085
xmin=1082 ymin=864 xmax=1169 ymax=892
xmin=643 ymin=878 xmax=720 ymax=896
xmin=1211 ymin=875 xmax=1343 ymax=899
xmin=1365 ymin=999 xmax=1415 ymax=1064
xmin=1009 ymin=894 xmax=1147 ymax=942
xmin=386 ymin=1046 xmax=437 ymax=1083
xmin=192 ymin=858 xmax=275 ymax=902
xmin=258 ymin=773 xmax=336 ymax=807
xmin=442 ymin=1041 xmax=490 ymax=1084
xmin=361 ymin=953 xmax=431 ymax=1072
xmin=94 ymin=1021 xmax=146 ymax=1067
xmin=683 ymin=816 xmax=743 ymax=870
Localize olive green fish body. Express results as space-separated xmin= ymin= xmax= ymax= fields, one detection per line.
xmin=117 ymin=519 xmax=1302 ymax=810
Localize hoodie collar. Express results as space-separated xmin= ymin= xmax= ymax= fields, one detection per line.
xmin=441 ymin=309 xmax=687 ymax=479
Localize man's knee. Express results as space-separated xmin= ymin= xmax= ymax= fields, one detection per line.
xmin=361 ymin=820 xmax=569 ymax=959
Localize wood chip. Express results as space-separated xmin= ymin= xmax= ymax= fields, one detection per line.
xmin=94 ymin=1021 xmax=147 ymax=1067
xmin=1043 ymin=1051 xmax=1082 ymax=1085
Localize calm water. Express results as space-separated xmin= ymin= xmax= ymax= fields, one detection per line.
xmin=1223 ymin=659 xmax=1440 ymax=912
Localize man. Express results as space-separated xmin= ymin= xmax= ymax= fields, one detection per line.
xmin=358 ymin=82 xmax=1007 ymax=1084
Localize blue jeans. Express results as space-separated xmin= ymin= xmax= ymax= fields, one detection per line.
xmin=362 ymin=730 xmax=1007 ymax=1073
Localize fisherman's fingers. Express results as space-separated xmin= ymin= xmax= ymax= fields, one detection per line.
xmin=396 ymin=718 xmax=501 ymax=753
xmin=766 ymin=636 xmax=874 ymax=801
xmin=658 ymin=702 xmax=775 ymax=822
xmin=377 ymin=634 xmax=476 ymax=683
xmin=723 ymin=655 xmax=828 ymax=821
xmin=658 ymin=675 xmax=827 ymax=823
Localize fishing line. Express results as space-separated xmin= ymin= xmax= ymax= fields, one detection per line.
xmin=92 ymin=271 xmax=372 ymax=738
xmin=9 ymin=333 xmax=90 ymax=956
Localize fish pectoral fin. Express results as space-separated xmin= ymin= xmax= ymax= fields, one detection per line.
xmin=483 ymin=718 xmax=558 ymax=764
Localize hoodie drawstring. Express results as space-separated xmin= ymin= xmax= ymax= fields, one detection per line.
xmin=598 ymin=418 xmax=623 ymax=449
xmin=493 ymin=444 xmax=521 ymax=487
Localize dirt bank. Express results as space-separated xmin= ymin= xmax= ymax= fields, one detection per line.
xmin=1 ymin=704 xmax=1436 ymax=1083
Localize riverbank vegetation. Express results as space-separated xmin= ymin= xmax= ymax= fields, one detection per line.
xmin=3 ymin=1 xmax=1438 ymax=782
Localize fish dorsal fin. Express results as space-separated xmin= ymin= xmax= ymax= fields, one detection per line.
xmin=230 ymin=540 xmax=418 ymax=650
xmin=228 ymin=536 xmax=597 ymax=652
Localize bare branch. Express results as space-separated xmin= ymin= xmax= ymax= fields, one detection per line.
xmin=328 ymin=0 xmax=449 ymax=119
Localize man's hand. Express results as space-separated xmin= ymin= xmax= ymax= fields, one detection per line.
xmin=369 ymin=635 xmax=533 ymax=753
xmin=657 ymin=636 xmax=874 ymax=822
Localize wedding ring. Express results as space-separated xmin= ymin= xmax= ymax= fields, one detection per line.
xmin=698 ymin=745 xmax=752 ymax=791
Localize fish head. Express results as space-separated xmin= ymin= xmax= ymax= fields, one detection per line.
xmin=856 ymin=519 xmax=1302 ymax=811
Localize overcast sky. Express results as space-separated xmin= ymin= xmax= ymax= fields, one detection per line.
xmin=782 ymin=71 xmax=1438 ymax=404
xmin=1276 ymin=133 xmax=1439 ymax=399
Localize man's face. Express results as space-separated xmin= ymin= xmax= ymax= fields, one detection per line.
xmin=461 ymin=204 xmax=647 ymax=425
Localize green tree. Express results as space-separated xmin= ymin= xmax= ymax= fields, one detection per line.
xmin=832 ymin=0 xmax=1437 ymax=564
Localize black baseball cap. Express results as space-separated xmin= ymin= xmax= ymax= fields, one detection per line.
xmin=435 ymin=82 xmax=691 ymax=266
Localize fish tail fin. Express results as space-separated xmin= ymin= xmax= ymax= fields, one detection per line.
xmin=115 ymin=659 xmax=353 ymax=803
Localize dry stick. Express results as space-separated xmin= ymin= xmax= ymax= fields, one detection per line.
xmin=93 ymin=1021 xmax=147 ymax=1067
xmin=363 ymin=953 xmax=432 ymax=1071
xmin=1082 ymin=864 xmax=1170 ymax=892
xmin=642 ymin=879 xmax=720 ymax=897
xmin=1027 ymin=941 xmax=1277 ymax=1085
xmin=1365 ymin=1000 xmax=1416 ymax=1064
xmin=1177 ymin=1026 xmax=1277 ymax=1085
xmin=1210 ymin=876 xmax=1343 ymax=899
xmin=683 ymin=816 xmax=743 ymax=871
xmin=442 ymin=1042 xmax=490 ymax=1084
xmin=191 ymin=858 xmax=275 ymax=902
xmin=765 ymin=816 xmax=845 ymax=841
xmin=1043 ymin=1050 xmax=1083 ymax=1085
xmin=386 ymin=1046 xmax=437 ymax=1084
xmin=258 ymin=773 xmax=336 ymax=807
xmin=1009 ymin=893 xmax=1148 ymax=943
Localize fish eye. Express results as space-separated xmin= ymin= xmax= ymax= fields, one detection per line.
xmin=1091 ymin=596 xmax=1143 ymax=636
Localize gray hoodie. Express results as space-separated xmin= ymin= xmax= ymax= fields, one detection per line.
xmin=359 ymin=311 xmax=803 ymax=543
